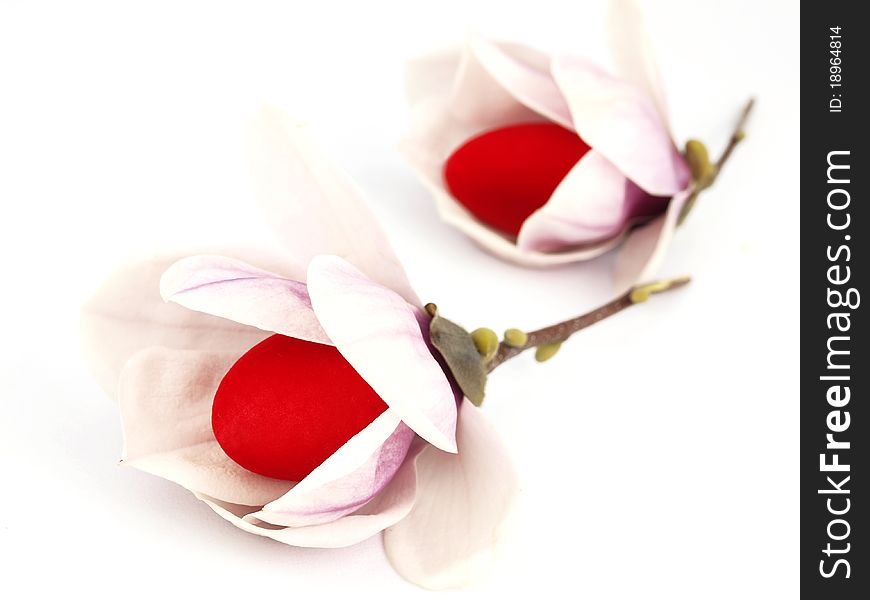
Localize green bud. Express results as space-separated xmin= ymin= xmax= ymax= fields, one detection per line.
xmin=629 ymin=287 xmax=652 ymax=304
xmin=535 ymin=342 xmax=562 ymax=363
xmin=630 ymin=276 xmax=692 ymax=304
xmin=503 ymin=328 xmax=528 ymax=348
xmin=471 ymin=328 xmax=499 ymax=360
xmin=685 ymin=139 xmax=716 ymax=186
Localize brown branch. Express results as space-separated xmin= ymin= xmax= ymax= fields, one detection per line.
xmin=678 ymin=97 xmax=756 ymax=225
xmin=715 ymin=97 xmax=755 ymax=171
xmin=487 ymin=276 xmax=691 ymax=372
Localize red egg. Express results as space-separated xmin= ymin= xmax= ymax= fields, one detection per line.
xmin=444 ymin=122 xmax=590 ymax=238
xmin=212 ymin=334 xmax=388 ymax=482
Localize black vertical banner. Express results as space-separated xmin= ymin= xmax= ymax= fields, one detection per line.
xmin=802 ymin=3 xmax=868 ymax=598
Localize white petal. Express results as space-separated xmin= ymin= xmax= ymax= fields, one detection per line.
xmin=306 ymin=255 xmax=458 ymax=453
xmin=614 ymin=188 xmax=693 ymax=291
xmin=402 ymin=38 xmax=564 ymax=199
xmin=465 ymin=36 xmax=573 ymax=128
xmin=81 ymin=254 xmax=269 ymax=400
xmin=449 ymin=41 xmax=545 ymax=131
xmin=405 ymin=46 xmax=462 ymax=107
xmin=160 ymin=254 xmax=329 ymax=344
xmin=384 ymin=400 xmax=519 ymax=590
xmin=609 ymin=0 xmax=671 ymax=126
xmin=119 ymin=346 xmax=292 ymax=507
xmin=247 ymin=107 xmax=419 ymax=305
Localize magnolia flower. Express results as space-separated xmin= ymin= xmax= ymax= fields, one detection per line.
xmin=403 ymin=0 xmax=692 ymax=289
xmin=81 ymin=109 xmax=517 ymax=590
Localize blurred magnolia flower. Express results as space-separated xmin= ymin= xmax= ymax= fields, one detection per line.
xmin=402 ymin=0 xmax=692 ymax=289
xmin=81 ymin=108 xmax=517 ymax=590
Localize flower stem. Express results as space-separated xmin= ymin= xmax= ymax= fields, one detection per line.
xmin=678 ymin=97 xmax=756 ymax=225
xmin=486 ymin=276 xmax=690 ymax=372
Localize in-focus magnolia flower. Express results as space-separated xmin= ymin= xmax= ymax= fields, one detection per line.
xmin=402 ymin=0 xmax=692 ymax=289
xmin=81 ymin=108 xmax=517 ymax=590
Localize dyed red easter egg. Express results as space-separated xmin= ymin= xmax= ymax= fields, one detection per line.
xmin=212 ymin=334 xmax=388 ymax=482
xmin=444 ymin=122 xmax=590 ymax=238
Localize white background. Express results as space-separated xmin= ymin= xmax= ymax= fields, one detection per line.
xmin=0 ymin=0 xmax=798 ymax=598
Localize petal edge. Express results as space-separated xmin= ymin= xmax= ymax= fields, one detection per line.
xmin=307 ymin=255 xmax=458 ymax=453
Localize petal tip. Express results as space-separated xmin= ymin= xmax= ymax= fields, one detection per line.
xmin=437 ymin=437 xmax=459 ymax=455
xmin=157 ymin=255 xmax=199 ymax=303
xmin=157 ymin=268 xmax=176 ymax=303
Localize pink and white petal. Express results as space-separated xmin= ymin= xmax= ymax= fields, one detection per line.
xmin=467 ymin=36 xmax=573 ymax=129
xmin=193 ymin=444 xmax=422 ymax=549
xmin=250 ymin=412 xmax=416 ymax=527
xmin=552 ymin=55 xmax=689 ymax=196
xmin=449 ymin=41 xmax=544 ymax=132
xmin=247 ymin=107 xmax=419 ymax=306
xmin=81 ymin=254 xmax=270 ymax=400
xmin=405 ymin=47 xmax=462 ymax=107
xmin=119 ymin=346 xmax=292 ymax=507
xmin=406 ymin=39 xmax=560 ymax=164
xmin=403 ymin=39 xmax=564 ymax=202
xmin=383 ymin=399 xmax=519 ymax=590
xmin=306 ymin=255 xmax=457 ymax=453
xmin=402 ymin=71 xmax=531 ymax=215
xmin=403 ymin=96 xmax=482 ymax=192
xmin=608 ymin=0 xmax=671 ymax=127
xmin=403 ymin=39 xmax=567 ymax=200
xmin=160 ymin=254 xmax=329 ymax=344
xmin=613 ymin=188 xmax=693 ymax=291
xmin=403 ymin=149 xmax=621 ymax=266
xmin=404 ymin=60 xmax=494 ymax=186
xmin=518 ymin=151 xmax=633 ymax=252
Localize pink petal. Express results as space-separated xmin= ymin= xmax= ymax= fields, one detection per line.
xmin=517 ymin=150 xmax=634 ymax=252
xmin=193 ymin=444 xmax=422 ymax=549
xmin=464 ymin=36 xmax=573 ymax=129
xmin=119 ymin=346 xmax=292 ymax=507
xmin=247 ymin=107 xmax=419 ymax=306
xmin=250 ymin=412 xmax=416 ymax=527
xmin=383 ymin=400 xmax=519 ymax=590
xmin=614 ymin=188 xmax=693 ymax=291
xmin=608 ymin=0 xmax=671 ymax=126
xmin=552 ymin=55 xmax=689 ymax=196
xmin=306 ymin=255 xmax=457 ymax=453
xmin=160 ymin=254 xmax=330 ymax=344
xmin=81 ymin=255 xmax=270 ymax=400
